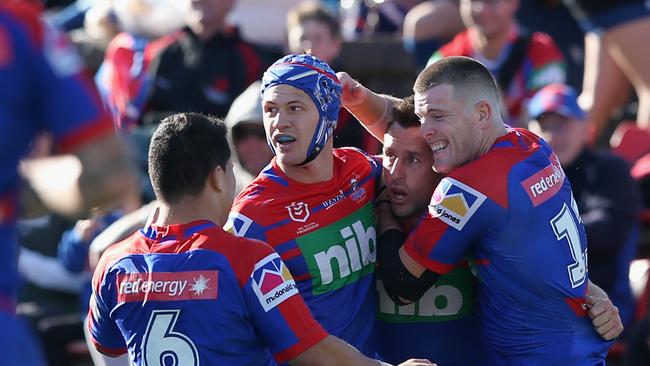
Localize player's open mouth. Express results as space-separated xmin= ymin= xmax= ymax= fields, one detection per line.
xmin=274 ymin=134 xmax=296 ymax=146
xmin=390 ymin=187 xmax=407 ymax=202
xmin=431 ymin=141 xmax=448 ymax=154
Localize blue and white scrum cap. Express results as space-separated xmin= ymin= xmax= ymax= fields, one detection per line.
xmin=260 ymin=54 xmax=342 ymax=166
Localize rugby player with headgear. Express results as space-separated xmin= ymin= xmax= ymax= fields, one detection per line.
xmin=227 ymin=54 xmax=384 ymax=357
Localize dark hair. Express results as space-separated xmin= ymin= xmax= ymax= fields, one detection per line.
xmin=287 ymin=1 xmax=341 ymax=38
xmin=392 ymin=95 xmax=420 ymax=129
xmin=148 ymin=113 xmax=231 ymax=203
xmin=414 ymin=56 xmax=499 ymax=101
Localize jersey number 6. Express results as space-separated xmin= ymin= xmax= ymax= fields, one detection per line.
xmin=143 ymin=310 xmax=200 ymax=366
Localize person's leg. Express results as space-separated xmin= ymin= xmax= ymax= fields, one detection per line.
xmin=602 ymin=16 xmax=650 ymax=130
xmin=402 ymin=0 xmax=464 ymax=68
xmin=579 ymin=31 xmax=632 ymax=143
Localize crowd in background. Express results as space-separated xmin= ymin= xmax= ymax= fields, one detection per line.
xmin=13 ymin=0 xmax=650 ymax=365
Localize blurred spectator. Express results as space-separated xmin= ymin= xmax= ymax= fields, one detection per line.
xmin=144 ymin=0 xmax=277 ymax=123
xmin=286 ymin=1 xmax=381 ymax=153
xmin=428 ymin=0 xmax=566 ymax=127
xmin=95 ymin=0 xmax=185 ymax=129
xmin=224 ymin=82 xmax=273 ymax=194
xmin=562 ymin=0 xmax=650 ymax=144
xmin=340 ymin=0 xmax=423 ymax=40
xmin=227 ymin=0 xmax=301 ymax=47
xmin=528 ymin=84 xmax=642 ymax=328
xmin=402 ymin=0 xmax=465 ymax=68
xmin=516 ymin=0 xmax=584 ymax=92
xmin=286 ymin=0 xmax=342 ymax=65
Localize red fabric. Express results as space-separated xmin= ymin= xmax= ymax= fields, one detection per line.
xmin=1 ymin=1 xmax=43 ymax=47
xmin=610 ymin=122 xmax=650 ymax=163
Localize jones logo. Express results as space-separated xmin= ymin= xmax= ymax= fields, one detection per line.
xmin=251 ymin=253 xmax=299 ymax=312
xmin=286 ymin=201 xmax=310 ymax=222
xmin=314 ymin=220 xmax=376 ymax=286
xmin=429 ymin=177 xmax=486 ymax=231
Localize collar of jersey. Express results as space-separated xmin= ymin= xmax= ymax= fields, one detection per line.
xmin=141 ymin=219 xmax=217 ymax=242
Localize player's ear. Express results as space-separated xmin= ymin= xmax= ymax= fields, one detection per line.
xmin=474 ymin=100 xmax=492 ymax=129
xmin=208 ymin=165 xmax=226 ymax=194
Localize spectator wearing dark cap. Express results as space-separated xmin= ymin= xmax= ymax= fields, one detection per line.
xmin=224 ymin=81 xmax=273 ymax=194
xmin=528 ymin=83 xmax=642 ymax=328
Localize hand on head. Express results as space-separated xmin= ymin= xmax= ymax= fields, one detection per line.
xmin=336 ymin=72 xmax=368 ymax=108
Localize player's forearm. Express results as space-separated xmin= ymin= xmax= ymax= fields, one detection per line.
xmin=76 ymin=134 xmax=139 ymax=214
xmin=346 ymin=91 xmax=400 ymax=143
xmin=20 ymin=134 xmax=138 ymax=218
xmin=290 ymin=336 xmax=390 ymax=366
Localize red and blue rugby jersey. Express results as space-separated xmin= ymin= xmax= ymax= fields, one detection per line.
xmin=0 ymin=2 xmax=113 ymax=312
xmin=87 ymin=220 xmax=327 ymax=365
xmin=95 ymin=32 xmax=177 ymax=129
xmin=405 ymin=128 xmax=610 ymax=364
xmin=429 ymin=26 xmax=566 ymax=127
xmin=227 ymin=147 xmax=383 ymax=356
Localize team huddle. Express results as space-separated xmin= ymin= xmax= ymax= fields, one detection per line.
xmin=2 ymin=3 xmax=624 ymax=364
xmin=86 ymin=54 xmax=622 ymax=365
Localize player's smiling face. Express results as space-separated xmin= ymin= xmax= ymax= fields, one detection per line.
xmin=262 ymin=84 xmax=320 ymax=167
xmin=416 ymin=83 xmax=479 ymax=174
xmin=383 ymin=124 xmax=440 ymax=220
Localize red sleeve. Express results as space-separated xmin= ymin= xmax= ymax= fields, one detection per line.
xmin=239 ymin=241 xmax=328 ymax=362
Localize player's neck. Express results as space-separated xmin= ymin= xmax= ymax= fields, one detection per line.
xmin=476 ymin=123 xmax=509 ymax=158
xmin=398 ymin=213 xmax=422 ymax=233
xmin=470 ymin=24 xmax=513 ymax=60
xmin=279 ymin=145 xmax=334 ymax=184
xmin=154 ymin=195 xmax=226 ymax=228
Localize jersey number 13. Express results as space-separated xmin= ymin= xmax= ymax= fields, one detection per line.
xmin=550 ymin=197 xmax=587 ymax=289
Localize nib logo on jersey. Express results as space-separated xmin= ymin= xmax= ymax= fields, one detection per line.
xmin=251 ymin=253 xmax=299 ymax=312
xmin=116 ymin=271 xmax=218 ymax=303
xmin=430 ymin=177 xmax=486 ymax=231
xmin=298 ymin=203 xmax=376 ymax=295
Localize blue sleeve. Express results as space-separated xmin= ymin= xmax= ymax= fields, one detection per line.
xmin=28 ymin=18 xmax=113 ymax=150
xmin=88 ymin=269 xmax=127 ymax=356
xmin=58 ymin=228 xmax=89 ymax=273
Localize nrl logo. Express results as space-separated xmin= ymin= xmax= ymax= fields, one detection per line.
xmin=286 ymin=201 xmax=310 ymax=223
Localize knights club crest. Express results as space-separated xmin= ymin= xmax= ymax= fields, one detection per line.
xmin=286 ymin=201 xmax=310 ymax=223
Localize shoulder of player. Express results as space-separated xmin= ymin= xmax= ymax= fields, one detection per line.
xmin=232 ymin=181 xmax=274 ymax=215
xmin=447 ymin=130 xmax=539 ymax=208
xmin=203 ymin=233 xmax=276 ymax=286
xmin=95 ymin=231 xmax=145 ymax=271
xmin=91 ymin=231 xmax=146 ymax=290
xmin=335 ymin=146 xmax=370 ymax=162
xmin=334 ymin=147 xmax=381 ymax=174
